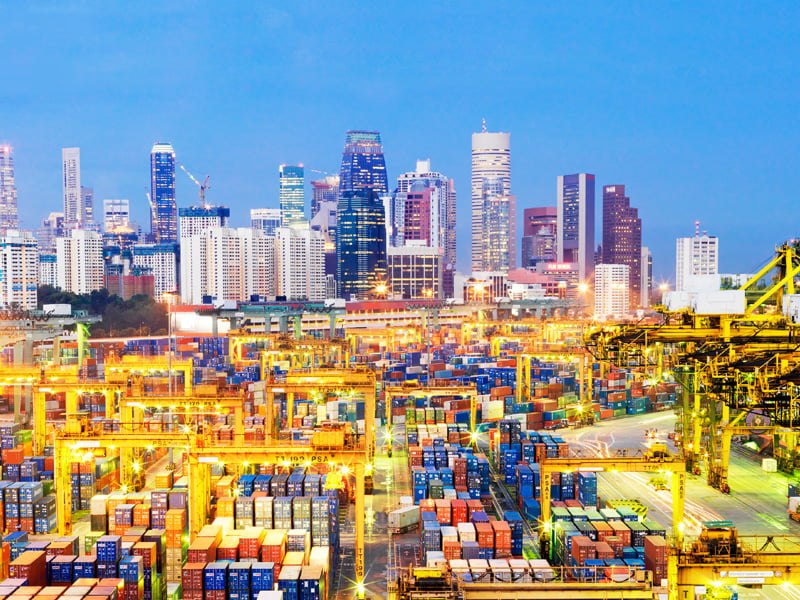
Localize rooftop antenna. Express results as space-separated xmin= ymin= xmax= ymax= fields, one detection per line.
xmin=695 ymin=220 xmax=700 ymax=237
xmin=481 ymin=118 xmax=487 ymax=133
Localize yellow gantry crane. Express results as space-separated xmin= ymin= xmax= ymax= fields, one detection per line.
xmin=383 ymin=383 xmax=478 ymax=432
xmin=516 ymin=351 xmax=594 ymax=421
xmin=105 ymin=356 xmax=195 ymax=395
xmin=227 ymin=331 xmax=348 ymax=368
xmin=537 ymin=445 xmax=687 ymax=557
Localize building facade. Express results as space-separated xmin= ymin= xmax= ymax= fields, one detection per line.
xmin=179 ymin=205 xmax=231 ymax=299
xmin=0 ymin=231 xmax=38 ymax=309
xmin=338 ymin=131 xmax=388 ymax=195
xmin=103 ymin=199 xmax=130 ymax=232
xmin=387 ymin=245 xmax=443 ymax=299
xmin=676 ymin=228 xmax=719 ymax=291
xmin=311 ymin=175 xmax=339 ymax=219
xmin=641 ymin=246 xmax=652 ymax=307
xmin=276 ymin=227 xmax=325 ymax=301
xmin=602 ymin=185 xmax=641 ymax=308
xmin=150 ymin=142 xmax=177 ymax=244
xmin=62 ymin=147 xmax=82 ymax=224
xmin=132 ymin=244 xmax=178 ymax=299
xmin=595 ymin=263 xmax=630 ymax=320
xmin=471 ymin=125 xmax=510 ymax=272
xmin=481 ymin=177 xmax=516 ymax=273
xmin=0 ymin=146 xmax=18 ymax=231
xmin=250 ymin=208 xmax=281 ymax=237
xmin=521 ymin=207 xmax=557 ymax=268
xmin=336 ymin=190 xmax=387 ymax=300
xmin=279 ymin=165 xmax=306 ymax=227
xmin=557 ymin=173 xmax=595 ymax=285
xmin=39 ymin=253 xmax=57 ymax=288
xmin=80 ymin=186 xmax=94 ymax=224
xmin=38 ymin=212 xmax=65 ymax=253
xmin=56 ymin=229 xmax=103 ymax=294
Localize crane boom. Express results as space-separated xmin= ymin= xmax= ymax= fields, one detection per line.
xmin=176 ymin=159 xmax=210 ymax=208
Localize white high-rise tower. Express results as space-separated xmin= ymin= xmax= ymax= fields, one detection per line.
xmin=471 ymin=122 xmax=510 ymax=272
xmin=62 ymin=148 xmax=82 ymax=223
xmin=0 ymin=146 xmax=18 ymax=230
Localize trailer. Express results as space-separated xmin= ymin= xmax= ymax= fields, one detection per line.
xmin=389 ymin=505 xmax=420 ymax=534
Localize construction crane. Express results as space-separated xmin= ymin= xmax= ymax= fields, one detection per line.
xmin=176 ymin=160 xmax=210 ymax=207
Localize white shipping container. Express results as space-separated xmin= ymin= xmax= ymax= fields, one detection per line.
xmin=529 ymin=559 xmax=555 ymax=582
xmin=256 ymin=592 xmax=284 ymax=600
xmin=43 ymin=303 xmax=72 ymax=316
xmin=789 ymin=496 xmax=800 ymax=514
xmin=458 ymin=522 xmax=476 ymax=542
xmin=426 ymin=551 xmax=446 ymax=570
xmin=91 ymin=495 xmax=108 ymax=516
xmin=691 ymin=290 xmax=746 ymax=315
xmin=399 ymin=496 xmax=413 ymax=507
xmin=762 ymin=458 xmax=778 ymax=473
xmin=388 ymin=505 xmax=420 ymax=531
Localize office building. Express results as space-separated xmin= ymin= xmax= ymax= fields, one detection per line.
xmin=521 ymin=207 xmax=557 ymax=268
xmin=150 ymin=142 xmax=177 ymax=243
xmin=338 ymin=130 xmax=388 ymax=195
xmin=39 ymin=253 xmax=57 ymax=287
xmin=602 ymin=185 xmax=641 ymax=308
xmin=311 ymin=175 xmax=339 ymax=219
xmin=105 ymin=264 xmax=155 ymax=301
xmin=251 ymin=208 xmax=281 ymax=237
xmin=0 ymin=146 xmax=18 ymax=231
xmin=62 ymin=148 xmax=82 ymax=224
xmin=471 ymin=123 xmax=510 ymax=271
xmin=56 ymin=229 xmax=103 ymax=294
xmin=641 ymin=246 xmax=652 ymax=307
xmin=279 ymin=165 xmax=306 ymax=227
xmin=103 ymin=199 xmax=130 ymax=232
xmin=132 ymin=244 xmax=178 ymax=299
xmin=276 ymin=227 xmax=325 ymax=301
xmin=481 ymin=177 xmax=516 ymax=273
xmin=557 ymin=173 xmax=595 ymax=284
xmin=38 ymin=213 xmax=65 ymax=253
xmin=676 ymin=224 xmax=718 ymax=291
xmin=387 ymin=245 xmax=443 ymax=299
xmin=179 ymin=205 xmax=230 ymax=240
xmin=310 ymin=200 xmax=338 ymax=277
xmin=336 ymin=190 xmax=387 ymax=300
xmin=80 ymin=186 xmax=94 ymax=224
xmin=182 ymin=227 xmax=274 ymax=305
xmin=595 ymin=263 xmax=630 ymax=320
xmin=0 ymin=231 xmax=38 ymax=309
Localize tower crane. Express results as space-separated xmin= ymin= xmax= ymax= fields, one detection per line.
xmin=176 ymin=160 xmax=210 ymax=207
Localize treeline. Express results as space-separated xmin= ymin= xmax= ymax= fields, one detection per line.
xmin=37 ymin=286 xmax=168 ymax=338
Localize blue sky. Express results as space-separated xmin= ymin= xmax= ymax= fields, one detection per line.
xmin=3 ymin=2 xmax=799 ymax=281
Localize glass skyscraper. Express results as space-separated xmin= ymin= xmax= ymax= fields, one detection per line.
xmin=338 ymin=131 xmax=388 ymax=194
xmin=557 ymin=173 xmax=595 ymax=284
xmin=336 ymin=190 xmax=387 ymax=300
xmin=0 ymin=145 xmax=18 ymax=231
xmin=481 ymin=177 xmax=516 ymax=273
xmin=151 ymin=142 xmax=177 ymax=244
xmin=279 ymin=165 xmax=306 ymax=227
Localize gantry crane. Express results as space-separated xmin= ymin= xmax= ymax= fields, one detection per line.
xmin=383 ymin=382 xmax=478 ymax=432
xmin=516 ymin=351 xmax=594 ymax=422
xmin=226 ymin=331 xmax=347 ymax=368
xmin=537 ymin=445 xmax=687 ymax=557
xmin=105 ymin=356 xmax=195 ymax=395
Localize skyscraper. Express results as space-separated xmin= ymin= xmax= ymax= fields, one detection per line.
xmin=521 ymin=207 xmax=557 ymax=268
xmin=602 ymin=185 xmax=641 ymax=308
xmin=595 ymin=264 xmax=630 ymax=320
xmin=471 ymin=123 xmax=510 ymax=272
xmin=676 ymin=224 xmax=718 ymax=291
xmin=0 ymin=146 xmax=18 ymax=231
xmin=103 ymin=199 xmax=131 ymax=232
xmin=557 ymin=173 xmax=595 ymax=284
xmin=38 ymin=212 xmax=65 ymax=253
xmin=150 ymin=143 xmax=177 ymax=244
xmin=56 ymin=229 xmax=104 ymax=294
xmin=276 ymin=226 xmax=325 ymax=301
xmin=336 ymin=190 xmax=387 ymax=300
xmin=132 ymin=244 xmax=178 ymax=299
xmin=338 ymin=131 xmax=388 ymax=195
xmin=311 ymin=175 xmax=339 ymax=219
xmin=0 ymin=231 xmax=37 ymax=309
xmin=62 ymin=147 xmax=82 ymax=224
xmin=179 ymin=205 xmax=231 ymax=301
xmin=251 ymin=208 xmax=281 ymax=236
xmin=641 ymin=246 xmax=652 ymax=307
xmin=279 ymin=165 xmax=306 ymax=227
xmin=481 ymin=177 xmax=516 ymax=273
xmin=80 ymin=186 xmax=94 ymax=224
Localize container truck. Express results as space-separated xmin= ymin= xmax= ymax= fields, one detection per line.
xmin=388 ymin=505 xmax=420 ymax=534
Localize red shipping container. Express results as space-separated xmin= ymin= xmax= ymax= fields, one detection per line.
xmin=442 ymin=541 xmax=460 ymax=561
xmin=260 ymin=543 xmax=285 ymax=564
xmin=466 ymin=500 xmax=483 ymax=519
xmin=10 ymin=551 xmax=47 ymax=586
xmin=571 ymin=536 xmax=596 ymax=566
xmin=182 ymin=563 xmax=205 ymax=591
xmin=609 ymin=521 xmax=632 ymax=547
xmin=604 ymin=536 xmax=624 ymax=558
xmin=475 ymin=522 xmax=494 ymax=548
xmin=592 ymin=521 xmax=613 ymax=541
xmin=419 ymin=499 xmax=435 ymax=512
xmin=450 ymin=500 xmax=467 ymax=525
xmin=435 ymin=500 xmax=451 ymax=525
xmin=132 ymin=542 xmax=157 ymax=567
xmin=491 ymin=521 xmax=511 ymax=549
xmin=594 ymin=541 xmax=614 ymax=561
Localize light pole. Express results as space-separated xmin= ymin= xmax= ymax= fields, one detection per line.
xmin=424 ymin=288 xmax=433 ymax=382
xmin=163 ymin=291 xmax=177 ymax=468
xmin=577 ymin=282 xmax=589 ymax=418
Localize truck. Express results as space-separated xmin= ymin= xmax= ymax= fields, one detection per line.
xmin=388 ymin=505 xmax=420 ymax=534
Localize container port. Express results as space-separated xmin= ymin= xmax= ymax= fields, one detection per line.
xmin=2 ymin=247 xmax=800 ymax=600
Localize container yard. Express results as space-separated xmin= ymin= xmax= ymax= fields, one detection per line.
xmin=3 ymin=253 xmax=800 ymax=600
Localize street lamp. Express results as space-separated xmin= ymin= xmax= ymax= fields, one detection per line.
xmin=162 ymin=291 xmax=178 ymax=467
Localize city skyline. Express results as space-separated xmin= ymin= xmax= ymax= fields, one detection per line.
xmin=2 ymin=3 xmax=798 ymax=282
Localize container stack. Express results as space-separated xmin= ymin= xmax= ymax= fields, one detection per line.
xmin=644 ymin=535 xmax=668 ymax=584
